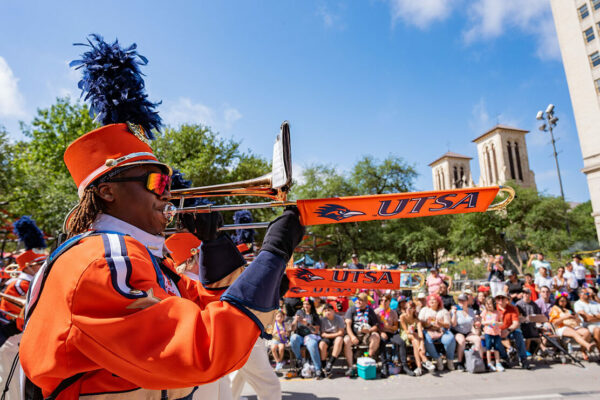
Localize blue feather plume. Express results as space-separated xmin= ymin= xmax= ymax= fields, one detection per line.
xmin=70 ymin=34 xmax=161 ymax=139
xmin=13 ymin=216 xmax=46 ymax=250
xmin=231 ymin=210 xmax=255 ymax=245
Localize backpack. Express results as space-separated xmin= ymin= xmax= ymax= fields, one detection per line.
xmin=464 ymin=349 xmax=486 ymax=374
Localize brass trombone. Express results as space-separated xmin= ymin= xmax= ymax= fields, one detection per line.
xmin=165 ymin=121 xmax=294 ymax=231
xmin=0 ymin=292 xmax=25 ymax=308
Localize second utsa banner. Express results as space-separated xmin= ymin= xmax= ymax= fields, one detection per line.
xmin=296 ymin=186 xmax=500 ymax=226
xmin=286 ymin=267 xmax=423 ymax=291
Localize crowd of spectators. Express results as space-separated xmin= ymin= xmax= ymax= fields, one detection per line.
xmin=272 ymin=252 xmax=600 ymax=380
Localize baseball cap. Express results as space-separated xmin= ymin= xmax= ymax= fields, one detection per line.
xmin=494 ymin=292 xmax=508 ymax=299
xmin=457 ymin=294 xmax=468 ymax=302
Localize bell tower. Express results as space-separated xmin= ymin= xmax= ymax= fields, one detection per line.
xmin=473 ymin=125 xmax=536 ymax=189
xmin=429 ymin=152 xmax=474 ymax=190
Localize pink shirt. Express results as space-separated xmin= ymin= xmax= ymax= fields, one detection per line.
xmin=481 ymin=309 xmax=502 ymax=336
xmin=426 ymin=274 xmax=447 ymax=295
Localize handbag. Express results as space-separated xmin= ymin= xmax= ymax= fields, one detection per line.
xmin=464 ymin=349 xmax=486 ymax=373
xmin=296 ymin=325 xmax=312 ymax=337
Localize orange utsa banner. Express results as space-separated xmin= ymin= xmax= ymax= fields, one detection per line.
xmin=286 ymin=267 xmax=423 ymax=291
xmin=285 ymin=286 xmax=357 ymax=298
xmin=296 ymin=186 xmax=499 ymax=226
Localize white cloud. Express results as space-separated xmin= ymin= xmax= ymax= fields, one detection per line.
xmin=224 ymin=107 xmax=242 ymax=129
xmin=470 ymin=98 xmax=490 ymax=133
xmin=387 ymin=0 xmax=560 ymax=60
xmin=317 ymin=4 xmax=345 ymax=29
xmin=162 ymin=97 xmax=242 ymax=131
xmin=292 ymin=163 xmax=306 ymax=185
xmin=0 ymin=57 xmax=26 ymax=118
xmin=389 ymin=0 xmax=456 ymax=29
xmin=463 ymin=0 xmax=560 ymax=60
xmin=468 ymin=97 xmax=521 ymax=133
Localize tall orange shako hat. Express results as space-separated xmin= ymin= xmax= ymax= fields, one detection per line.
xmin=13 ymin=216 xmax=47 ymax=269
xmin=165 ymin=233 xmax=202 ymax=266
xmin=64 ymin=34 xmax=170 ymax=199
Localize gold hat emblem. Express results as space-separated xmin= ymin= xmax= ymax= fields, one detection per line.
xmin=127 ymin=122 xmax=151 ymax=145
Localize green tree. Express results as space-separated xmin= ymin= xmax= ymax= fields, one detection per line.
xmin=0 ymin=127 xmax=15 ymax=200
xmin=19 ymin=97 xmax=98 ymax=174
xmin=7 ymin=99 xmax=96 ymax=239
xmin=569 ymin=201 xmax=598 ymax=243
xmin=447 ymin=183 xmax=581 ymax=274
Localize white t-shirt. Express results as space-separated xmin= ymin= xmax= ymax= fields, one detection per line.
xmin=563 ymin=270 xmax=578 ymax=289
xmin=574 ymin=300 xmax=600 ymax=327
xmin=418 ymin=307 xmax=451 ymax=326
xmin=574 ymin=300 xmax=595 ymax=315
xmin=572 ymin=262 xmax=587 ymax=280
xmin=534 ymin=275 xmax=553 ymax=290
xmin=531 ymin=259 xmax=551 ymax=274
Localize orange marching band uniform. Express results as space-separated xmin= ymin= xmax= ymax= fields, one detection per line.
xmin=19 ymin=35 xmax=299 ymax=400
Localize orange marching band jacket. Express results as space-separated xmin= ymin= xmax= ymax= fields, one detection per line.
xmin=19 ymin=230 xmax=282 ymax=399
xmin=0 ymin=272 xmax=30 ymax=320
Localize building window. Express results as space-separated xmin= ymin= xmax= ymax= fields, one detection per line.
xmin=584 ymin=27 xmax=595 ymax=42
xmin=594 ymin=0 xmax=600 ymax=10
xmin=453 ymin=166 xmax=459 ymax=187
xmin=515 ymin=142 xmax=524 ymax=181
xmin=507 ymin=142 xmax=516 ymax=180
xmin=580 ymin=4 xmax=590 ymax=19
xmin=590 ymin=51 xmax=600 ymax=67
xmin=595 ymin=78 xmax=600 ymax=93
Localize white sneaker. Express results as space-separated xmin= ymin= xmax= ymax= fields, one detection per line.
xmin=495 ymin=362 xmax=505 ymax=372
xmin=487 ymin=363 xmax=496 ymax=372
xmin=275 ymin=362 xmax=284 ymax=371
xmin=436 ymin=357 xmax=444 ymax=371
xmin=414 ymin=367 xmax=423 ymax=376
xmin=447 ymin=360 xmax=455 ymax=371
xmin=423 ymin=360 xmax=435 ymax=372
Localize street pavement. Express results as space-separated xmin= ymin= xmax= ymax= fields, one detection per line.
xmin=240 ymin=362 xmax=600 ymax=400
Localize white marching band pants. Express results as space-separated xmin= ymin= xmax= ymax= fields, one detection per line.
xmin=193 ymin=338 xmax=281 ymax=400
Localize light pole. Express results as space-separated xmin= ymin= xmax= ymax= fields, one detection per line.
xmin=536 ymin=104 xmax=570 ymax=234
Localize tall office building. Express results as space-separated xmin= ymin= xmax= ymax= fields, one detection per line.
xmin=550 ymin=0 xmax=600 ymax=241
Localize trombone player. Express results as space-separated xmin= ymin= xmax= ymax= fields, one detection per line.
xmin=20 ymin=34 xmax=304 ymax=399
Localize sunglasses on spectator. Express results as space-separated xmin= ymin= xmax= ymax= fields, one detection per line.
xmin=107 ymin=172 xmax=171 ymax=196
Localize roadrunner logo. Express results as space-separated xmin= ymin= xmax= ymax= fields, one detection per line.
xmin=315 ymin=204 xmax=366 ymax=221
xmin=294 ymin=268 xmax=325 ymax=282
xmin=289 ymin=287 xmax=309 ymax=294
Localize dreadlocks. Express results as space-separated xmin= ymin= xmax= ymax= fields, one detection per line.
xmin=67 ymin=186 xmax=105 ymax=236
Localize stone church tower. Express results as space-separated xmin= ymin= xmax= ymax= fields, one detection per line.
xmin=428 ymin=152 xmax=475 ymax=190
xmin=473 ymin=125 xmax=536 ymax=189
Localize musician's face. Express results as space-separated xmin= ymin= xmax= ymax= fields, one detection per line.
xmin=99 ymin=165 xmax=171 ymax=235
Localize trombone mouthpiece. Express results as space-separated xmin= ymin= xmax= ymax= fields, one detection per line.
xmin=163 ymin=203 xmax=177 ymax=224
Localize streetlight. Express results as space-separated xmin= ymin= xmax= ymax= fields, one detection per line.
xmin=536 ymin=104 xmax=570 ymax=234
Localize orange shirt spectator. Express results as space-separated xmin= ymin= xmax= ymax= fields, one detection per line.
xmin=497 ymin=302 xmax=519 ymax=331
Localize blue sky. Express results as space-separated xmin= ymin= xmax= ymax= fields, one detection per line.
xmin=0 ymin=0 xmax=591 ymax=202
